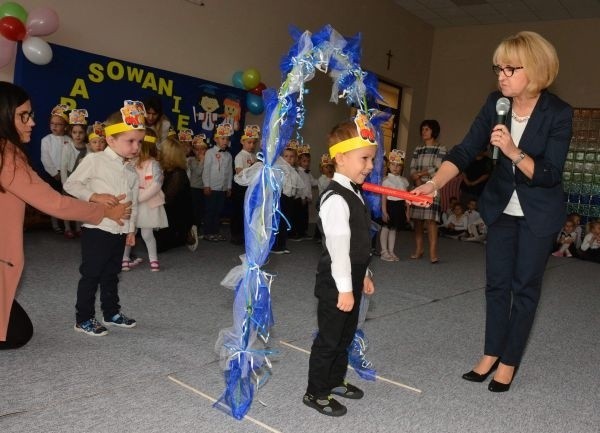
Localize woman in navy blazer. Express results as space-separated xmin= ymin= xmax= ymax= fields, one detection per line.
xmin=413 ymin=31 xmax=572 ymax=392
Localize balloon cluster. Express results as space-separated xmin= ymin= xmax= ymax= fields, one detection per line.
xmin=0 ymin=2 xmax=59 ymax=67
xmin=231 ymin=68 xmax=266 ymax=115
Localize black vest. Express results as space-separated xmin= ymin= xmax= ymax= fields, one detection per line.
xmin=317 ymin=181 xmax=372 ymax=274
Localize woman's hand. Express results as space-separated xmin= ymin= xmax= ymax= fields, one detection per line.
xmin=409 ymin=180 xmax=436 ymax=207
xmin=90 ymin=193 xmax=124 ymax=207
xmin=337 ymin=292 xmax=354 ymax=312
xmin=490 ymin=125 xmax=520 ymax=160
xmin=382 ymin=210 xmax=389 ymax=223
xmin=103 ymin=200 xmax=132 ymax=225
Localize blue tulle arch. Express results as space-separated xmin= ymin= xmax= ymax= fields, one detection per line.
xmin=214 ymin=25 xmax=386 ymax=420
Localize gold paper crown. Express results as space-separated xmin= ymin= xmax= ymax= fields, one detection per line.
xmin=297 ymin=143 xmax=311 ymax=155
xmin=241 ymin=124 xmax=260 ymax=141
xmin=320 ymin=153 xmax=333 ymax=166
xmin=214 ymin=123 xmax=234 ymax=138
xmin=51 ymin=104 xmax=69 ymax=121
xmin=178 ymin=128 xmax=194 ymax=142
xmin=104 ymin=100 xmax=147 ymax=136
xmin=192 ymin=133 xmax=208 ymax=148
xmin=286 ymin=139 xmax=299 ymax=150
xmin=167 ymin=126 xmax=177 ymax=137
xmin=88 ymin=121 xmax=105 ymax=140
xmin=69 ymin=109 xmax=88 ymax=125
xmin=388 ymin=149 xmax=405 ymax=164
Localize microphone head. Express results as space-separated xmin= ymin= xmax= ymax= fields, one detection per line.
xmin=496 ymin=97 xmax=511 ymax=115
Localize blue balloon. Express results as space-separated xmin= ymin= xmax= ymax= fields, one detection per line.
xmin=246 ymin=93 xmax=264 ymax=115
xmin=232 ymin=71 xmax=244 ymax=89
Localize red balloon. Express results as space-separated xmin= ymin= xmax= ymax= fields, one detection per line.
xmin=0 ymin=16 xmax=26 ymax=41
xmin=249 ymin=82 xmax=266 ymax=96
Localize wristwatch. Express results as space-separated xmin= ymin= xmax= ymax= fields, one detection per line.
xmin=512 ymin=151 xmax=526 ymax=166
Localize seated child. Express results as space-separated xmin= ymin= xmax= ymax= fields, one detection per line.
xmin=462 ymin=199 xmax=487 ymax=242
xmin=552 ymin=219 xmax=578 ymax=257
xmin=439 ymin=202 xmax=468 ymax=239
xmin=574 ymin=220 xmax=600 ymax=263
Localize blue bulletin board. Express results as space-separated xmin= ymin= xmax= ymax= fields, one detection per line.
xmin=14 ymin=43 xmax=247 ymax=172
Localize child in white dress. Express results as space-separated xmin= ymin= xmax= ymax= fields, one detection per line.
xmin=122 ymin=130 xmax=168 ymax=271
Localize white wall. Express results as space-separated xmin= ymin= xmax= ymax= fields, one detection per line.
xmin=425 ymin=19 xmax=600 ymax=150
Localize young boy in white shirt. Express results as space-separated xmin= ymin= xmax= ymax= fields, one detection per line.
xmin=64 ymin=101 xmax=143 ymax=336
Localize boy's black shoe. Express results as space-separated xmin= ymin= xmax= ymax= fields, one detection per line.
xmin=302 ymin=393 xmax=347 ymax=417
xmin=330 ymin=381 xmax=364 ymax=399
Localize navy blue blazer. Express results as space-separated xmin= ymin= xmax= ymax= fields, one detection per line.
xmin=445 ymin=90 xmax=573 ymax=237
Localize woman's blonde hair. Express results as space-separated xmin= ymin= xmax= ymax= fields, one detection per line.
xmin=158 ymin=137 xmax=187 ymax=171
xmin=493 ymin=31 xmax=559 ymax=95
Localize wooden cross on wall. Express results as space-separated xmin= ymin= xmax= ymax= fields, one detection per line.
xmin=386 ymin=49 xmax=393 ymax=70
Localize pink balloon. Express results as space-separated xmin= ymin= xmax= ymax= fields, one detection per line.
xmin=0 ymin=36 xmax=17 ymax=68
xmin=26 ymin=7 xmax=59 ymax=37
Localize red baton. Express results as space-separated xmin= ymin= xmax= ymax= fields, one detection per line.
xmin=362 ymin=182 xmax=433 ymax=205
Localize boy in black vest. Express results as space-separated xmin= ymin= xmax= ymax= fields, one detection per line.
xmin=303 ymin=116 xmax=376 ymax=416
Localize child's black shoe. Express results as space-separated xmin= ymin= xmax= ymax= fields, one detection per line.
xmin=330 ymin=381 xmax=364 ymax=399
xmin=302 ymin=393 xmax=347 ymax=416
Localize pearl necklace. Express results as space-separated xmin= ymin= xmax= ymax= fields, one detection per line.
xmin=512 ymin=111 xmax=530 ymax=123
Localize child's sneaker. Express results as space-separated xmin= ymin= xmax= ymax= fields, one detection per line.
xmin=150 ymin=260 xmax=160 ymax=272
xmin=74 ymin=318 xmax=108 ymax=336
xmin=330 ymin=381 xmax=364 ymax=399
xmin=121 ymin=260 xmax=131 ymax=271
xmin=302 ymin=393 xmax=347 ymax=417
xmin=102 ymin=313 xmax=136 ymax=328
xmin=551 ymin=250 xmax=563 ymax=257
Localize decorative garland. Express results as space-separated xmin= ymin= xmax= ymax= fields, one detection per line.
xmin=214 ymin=24 xmax=388 ymax=420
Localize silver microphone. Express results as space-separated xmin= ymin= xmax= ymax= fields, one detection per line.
xmin=493 ymin=97 xmax=511 ymax=162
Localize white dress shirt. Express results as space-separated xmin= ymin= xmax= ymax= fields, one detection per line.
xmin=64 ymin=146 xmax=138 ymax=234
xmin=41 ymin=134 xmax=73 ymax=177
xmin=202 ymin=146 xmax=233 ymax=191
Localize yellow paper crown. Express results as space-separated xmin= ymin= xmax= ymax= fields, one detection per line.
xmin=178 ymin=128 xmax=194 ymax=142
xmin=88 ymin=121 xmax=105 ymax=140
xmin=104 ymin=100 xmax=147 ymax=136
xmin=329 ymin=111 xmax=377 ymax=158
xmin=167 ymin=126 xmax=177 ymax=137
xmin=51 ymin=104 xmax=69 ymax=122
xmin=320 ymin=153 xmax=333 ymax=166
xmin=214 ymin=123 xmax=234 ymax=138
xmin=241 ymin=124 xmax=260 ymax=141
xmin=388 ymin=149 xmax=405 ymax=164
xmin=192 ymin=133 xmax=208 ymax=148
xmin=144 ymin=135 xmax=157 ymax=144
xmin=69 ymin=109 xmax=88 ymax=125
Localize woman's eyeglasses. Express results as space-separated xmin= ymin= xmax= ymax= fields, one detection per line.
xmin=18 ymin=111 xmax=35 ymax=123
xmin=492 ymin=65 xmax=524 ymax=77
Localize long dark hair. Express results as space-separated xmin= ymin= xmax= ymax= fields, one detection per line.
xmin=0 ymin=82 xmax=30 ymax=192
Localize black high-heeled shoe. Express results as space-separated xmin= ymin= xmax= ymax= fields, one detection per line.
xmin=488 ymin=366 xmax=517 ymax=392
xmin=462 ymin=358 xmax=500 ymax=382
xmin=488 ymin=378 xmax=512 ymax=392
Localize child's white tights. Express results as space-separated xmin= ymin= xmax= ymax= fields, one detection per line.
xmin=380 ymin=227 xmax=397 ymax=257
xmin=123 ymin=228 xmax=158 ymax=262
